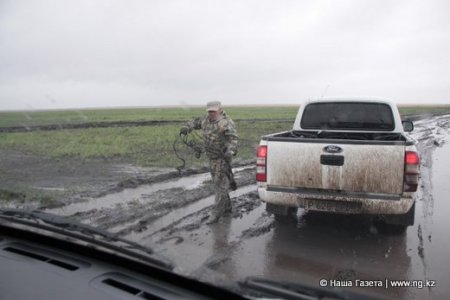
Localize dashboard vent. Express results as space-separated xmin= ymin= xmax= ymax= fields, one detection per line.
xmin=93 ymin=273 xmax=181 ymax=300
xmin=102 ymin=278 xmax=164 ymax=299
xmin=4 ymin=246 xmax=80 ymax=271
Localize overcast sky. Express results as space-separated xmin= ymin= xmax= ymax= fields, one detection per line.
xmin=1 ymin=0 xmax=449 ymax=110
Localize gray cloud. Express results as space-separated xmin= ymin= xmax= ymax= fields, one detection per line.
xmin=1 ymin=0 xmax=450 ymax=110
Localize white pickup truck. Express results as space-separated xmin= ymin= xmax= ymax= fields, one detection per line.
xmin=257 ymin=98 xmax=420 ymax=229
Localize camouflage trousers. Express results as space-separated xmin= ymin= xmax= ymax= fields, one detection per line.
xmin=209 ymin=158 xmax=232 ymax=220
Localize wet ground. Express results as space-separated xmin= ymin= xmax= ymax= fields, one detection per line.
xmin=1 ymin=114 xmax=449 ymax=299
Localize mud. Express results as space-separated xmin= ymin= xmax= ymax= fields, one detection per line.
xmin=0 ymin=150 xmax=159 ymax=208
xmin=48 ymin=166 xmax=256 ymax=231
xmin=1 ymin=114 xmax=450 ymax=299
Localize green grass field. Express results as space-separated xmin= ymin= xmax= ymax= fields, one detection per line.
xmin=397 ymin=104 xmax=450 ymax=116
xmin=0 ymin=121 xmax=291 ymax=168
xmin=0 ymin=105 xmax=449 ymax=168
xmin=0 ymin=106 xmax=298 ymax=128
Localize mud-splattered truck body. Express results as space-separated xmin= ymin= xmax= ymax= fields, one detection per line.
xmin=257 ymin=98 xmax=420 ymax=228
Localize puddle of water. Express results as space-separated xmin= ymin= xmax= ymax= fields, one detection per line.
xmin=229 ymin=204 xmax=266 ymax=241
xmin=213 ymin=229 xmax=275 ymax=283
xmin=35 ymin=187 xmax=66 ymax=191
xmin=111 ymin=165 xmax=172 ymax=175
xmin=425 ymin=140 xmax=450 ymax=297
xmin=233 ymin=165 xmax=255 ymax=172
xmin=46 ymin=172 xmax=212 ymax=216
xmin=122 ymin=184 xmax=257 ymax=241
xmin=47 ymin=166 xmax=255 ymax=217
xmin=406 ymin=136 xmax=450 ymax=299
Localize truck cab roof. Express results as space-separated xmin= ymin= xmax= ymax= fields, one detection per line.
xmin=305 ymin=97 xmax=396 ymax=105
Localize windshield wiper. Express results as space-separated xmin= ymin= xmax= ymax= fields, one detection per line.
xmin=1 ymin=208 xmax=118 ymax=238
xmin=0 ymin=208 xmax=173 ymax=270
xmin=240 ymin=277 xmax=381 ymax=300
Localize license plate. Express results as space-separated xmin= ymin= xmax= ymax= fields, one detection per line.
xmin=299 ymin=198 xmax=362 ymax=213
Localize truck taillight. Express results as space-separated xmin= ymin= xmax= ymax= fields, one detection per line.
xmin=256 ymin=145 xmax=267 ymax=182
xmin=404 ymin=151 xmax=420 ymax=192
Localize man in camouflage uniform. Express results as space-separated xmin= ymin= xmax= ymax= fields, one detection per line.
xmin=180 ymin=101 xmax=239 ymax=224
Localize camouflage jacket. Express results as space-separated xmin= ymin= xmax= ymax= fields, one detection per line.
xmin=186 ymin=112 xmax=238 ymax=160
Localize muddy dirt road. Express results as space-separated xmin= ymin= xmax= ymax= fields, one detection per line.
xmin=2 ymin=114 xmax=449 ymax=299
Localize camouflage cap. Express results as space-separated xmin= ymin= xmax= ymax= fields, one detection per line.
xmin=206 ymin=101 xmax=222 ymax=112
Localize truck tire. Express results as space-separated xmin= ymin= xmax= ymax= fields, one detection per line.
xmin=377 ymin=202 xmax=415 ymax=234
xmin=266 ymin=203 xmax=298 ymax=223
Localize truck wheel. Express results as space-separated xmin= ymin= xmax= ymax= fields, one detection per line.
xmin=376 ymin=203 xmax=415 ymax=234
xmin=266 ymin=203 xmax=298 ymax=223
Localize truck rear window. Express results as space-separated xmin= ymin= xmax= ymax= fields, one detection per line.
xmin=300 ymin=102 xmax=395 ymax=131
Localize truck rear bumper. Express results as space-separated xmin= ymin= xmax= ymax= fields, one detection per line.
xmin=258 ymin=185 xmax=414 ymax=215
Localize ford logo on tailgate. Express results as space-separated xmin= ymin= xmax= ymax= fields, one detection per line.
xmin=323 ymin=145 xmax=343 ymax=153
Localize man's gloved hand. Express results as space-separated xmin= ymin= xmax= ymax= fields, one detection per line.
xmin=223 ymin=147 xmax=236 ymax=160
xmin=179 ymin=127 xmax=189 ymax=136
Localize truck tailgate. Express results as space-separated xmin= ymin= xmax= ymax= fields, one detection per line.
xmin=266 ymin=141 xmax=405 ymax=195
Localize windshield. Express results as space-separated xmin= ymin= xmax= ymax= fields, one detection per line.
xmin=301 ymin=102 xmax=395 ymax=131
xmin=1 ymin=1 xmax=450 ymax=300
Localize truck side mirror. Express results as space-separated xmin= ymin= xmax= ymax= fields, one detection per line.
xmin=402 ymin=120 xmax=414 ymax=132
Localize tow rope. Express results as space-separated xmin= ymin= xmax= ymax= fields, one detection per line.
xmin=172 ymin=132 xmax=205 ymax=174
xmin=172 ymin=132 xmax=237 ymax=190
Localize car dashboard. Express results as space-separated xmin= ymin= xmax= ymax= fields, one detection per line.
xmin=0 ymin=216 xmax=246 ymax=300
